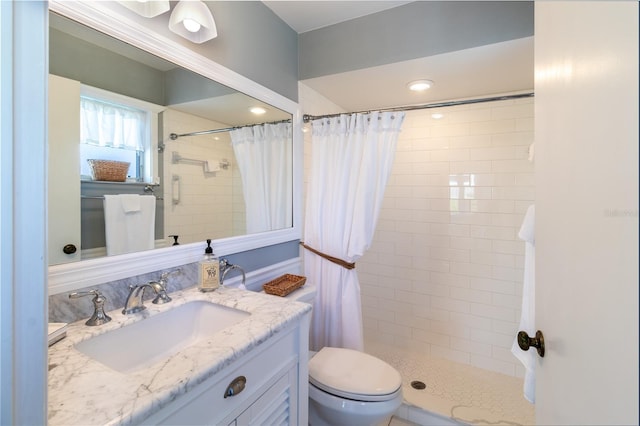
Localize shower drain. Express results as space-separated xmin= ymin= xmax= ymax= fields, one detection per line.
xmin=410 ymin=380 xmax=426 ymax=390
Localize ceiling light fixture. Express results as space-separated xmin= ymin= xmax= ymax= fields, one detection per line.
xmin=431 ymin=113 xmax=444 ymax=119
xmin=169 ymin=1 xmax=218 ymax=44
xmin=118 ymin=0 xmax=170 ymax=18
xmin=250 ymin=107 xmax=267 ymax=115
xmin=407 ymin=79 xmax=434 ymax=92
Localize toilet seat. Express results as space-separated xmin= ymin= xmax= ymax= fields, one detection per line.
xmin=308 ymin=347 xmax=402 ymax=402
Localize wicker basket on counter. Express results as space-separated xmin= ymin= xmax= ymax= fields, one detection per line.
xmin=87 ymin=159 xmax=130 ymax=182
xmin=262 ymin=274 xmax=306 ymax=297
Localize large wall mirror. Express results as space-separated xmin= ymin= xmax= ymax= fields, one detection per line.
xmin=48 ymin=1 xmax=301 ymax=294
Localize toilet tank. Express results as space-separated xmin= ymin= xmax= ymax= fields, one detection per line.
xmin=287 ymin=284 xmax=316 ymax=304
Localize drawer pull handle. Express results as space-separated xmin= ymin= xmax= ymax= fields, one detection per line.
xmin=224 ymin=376 xmax=246 ymax=398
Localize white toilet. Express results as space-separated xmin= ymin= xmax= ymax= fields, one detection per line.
xmin=284 ymin=284 xmax=404 ymax=426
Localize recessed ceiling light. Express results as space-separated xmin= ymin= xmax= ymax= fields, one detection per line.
xmin=250 ymin=107 xmax=267 ymax=115
xmin=407 ymin=79 xmax=433 ymax=92
xmin=431 ymin=113 xmax=444 ymax=119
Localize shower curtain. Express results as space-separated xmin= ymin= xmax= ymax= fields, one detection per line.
xmin=304 ymin=111 xmax=405 ymax=351
xmin=230 ymin=122 xmax=292 ymax=234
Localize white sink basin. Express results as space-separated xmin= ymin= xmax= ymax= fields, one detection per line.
xmin=75 ymin=301 xmax=250 ymax=373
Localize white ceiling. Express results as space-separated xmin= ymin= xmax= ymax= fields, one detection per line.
xmin=263 ymin=1 xmax=534 ymax=112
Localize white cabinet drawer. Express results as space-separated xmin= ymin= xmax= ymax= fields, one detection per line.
xmin=142 ymin=328 xmax=298 ymax=425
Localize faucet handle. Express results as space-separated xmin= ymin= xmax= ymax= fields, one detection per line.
xmin=69 ymin=290 xmax=112 ymax=326
xmin=160 ymin=268 xmax=181 ymax=284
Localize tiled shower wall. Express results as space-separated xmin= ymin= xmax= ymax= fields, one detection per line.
xmin=358 ymin=97 xmax=534 ymax=377
xmin=162 ymin=109 xmax=245 ymax=245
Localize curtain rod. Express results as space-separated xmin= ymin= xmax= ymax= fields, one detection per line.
xmin=169 ymin=118 xmax=292 ymax=140
xmin=302 ymin=92 xmax=534 ymax=122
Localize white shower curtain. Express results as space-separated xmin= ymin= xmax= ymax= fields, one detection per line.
xmin=304 ymin=111 xmax=405 ymax=351
xmin=230 ymin=122 xmax=292 ymax=234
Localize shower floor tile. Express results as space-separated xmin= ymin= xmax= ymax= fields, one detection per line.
xmin=367 ymin=342 xmax=535 ymax=426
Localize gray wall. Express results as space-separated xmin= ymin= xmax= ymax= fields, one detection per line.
xmin=96 ymin=1 xmax=299 ymax=102
xmin=299 ymin=1 xmax=534 ymax=79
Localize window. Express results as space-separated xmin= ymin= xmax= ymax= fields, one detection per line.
xmin=79 ymin=86 xmax=162 ymax=183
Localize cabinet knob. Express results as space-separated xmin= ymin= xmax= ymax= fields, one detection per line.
xmin=63 ymin=244 xmax=77 ymax=254
xmin=224 ymin=376 xmax=246 ymax=398
xmin=517 ymin=330 xmax=545 ymax=357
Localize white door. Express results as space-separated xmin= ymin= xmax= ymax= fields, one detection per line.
xmin=48 ymin=74 xmax=81 ymax=264
xmin=535 ymin=2 xmax=638 ymax=424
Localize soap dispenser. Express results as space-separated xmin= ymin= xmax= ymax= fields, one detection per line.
xmin=198 ymin=239 xmax=220 ymax=292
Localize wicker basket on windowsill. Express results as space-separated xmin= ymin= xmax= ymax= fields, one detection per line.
xmin=87 ymin=159 xmax=130 ymax=182
xmin=262 ymin=274 xmax=306 ymax=297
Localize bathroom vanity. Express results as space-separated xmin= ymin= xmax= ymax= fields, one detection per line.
xmin=48 ymin=287 xmax=311 ymax=425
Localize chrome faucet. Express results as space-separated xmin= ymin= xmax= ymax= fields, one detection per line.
xmin=148 ymin=269 xmax=181 ymax=304
xmin=123 ymin=269 xmax=181 ymax=314
xmin=122 ymin=283 xmax=158 ymax=315
xmin=69 ymin=290 xmax=112 ymax=326
xmin=220 ymin=259 xmax=246 ymax=289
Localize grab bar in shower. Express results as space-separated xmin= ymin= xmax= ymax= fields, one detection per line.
xmin=172 ymin=175 xmax=181 ymax=206
xmin=171 ymin=151 xmax=229 ymax=173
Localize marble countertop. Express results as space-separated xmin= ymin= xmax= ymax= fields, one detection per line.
xmin=48 ymin=286 xmax=311 ymax=426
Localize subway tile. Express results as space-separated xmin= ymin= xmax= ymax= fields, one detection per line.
xmin=450 ymin=287 xmax=492 ymax=305
xmin=410 ymin=281 xmax=450 ymax=298
xmin=414 ymin=136 xmax=449 ymax=150
xmin=412 ymin=304 xmax=450 ymax=322
xmin=492 ymin=265 xmax=523 ymax=282
xmin=450 ymin=261 xmax=492 ymax=278
xmin=414 ymin=279 xmax=446 ymax=298
xmin=412 ymin=328 xmax=451 ymax=347
xmin=430 ymin=247 xmax=470 ymax=263
xmin=449 ymin=311 xmax=493 ymax=331
xmin=491 ymin=132 xmax=534 ymax=146
xmin=356 ymin=101 xmax=537 ymax=378
xmin=362 ymin=305 xmax=395 ymax=322
xmin=469 ymin=146 xmax=518 ymax=161
xmin=468 ymin=119 xmax=516 ymax=135
xmin=449 ymin=134 xmax=492 ymax=148
xmin=395 ymin=290 xmax=431 ymax=307
xmin=470 ymin=225 xmax=516 ymax=240
xmin=431 ymin=295 xmax=470 ymax=313
xmin=469 ymin=302 xmax=517 ymax=322
xmin=431 ymin=123 xmax=471 ymax=138
xmin=451 ymin=337 xmax=492 ymax=357
xmin=396 ymin=311 xmax=429 ymax=330
xmin=469 ymin=277 xmax=517 ymax=295
xmin=516 ymin=117 xmax=534 ymax=132
xmin=491 ymin=159 xmax=534 ymax=174
xmin=469 ymin=354 xmax=516 ymax=376
xmin=430 ymin=345 xmax=471 ymax=365
xmin=492 ymin=318 xmax=519 ymax=336
xmin=412 ymin=161 xmax=451 ymax=175
xmin=449 ymin=160 xmax=492 ymax=174
xmin=379 ymin=321 xmax=412 ymax=338
xmin=429 ymin=272 xmax=470 ymax=288
xmin=431 ymin=318 xmax=471 ymax=339
xmin=491 ymin=103 xmax=534 ymax=120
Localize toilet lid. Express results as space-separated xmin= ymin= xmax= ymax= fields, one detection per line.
xmin=308 ymin=347 xmax=402 ymax=402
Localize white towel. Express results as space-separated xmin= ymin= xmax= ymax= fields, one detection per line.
xmin=204 ymin=159 xmax=220 ymax=173
xmin=511 ymin=204 xmax=536 ymax=403
xmin=103 ymin=194 xmax=156 ymax=256
xmin=120 ymin=194 xmax=141 ymax=213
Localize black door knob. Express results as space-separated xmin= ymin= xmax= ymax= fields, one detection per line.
xmin=517 ymin=330 xmax=545 ymax=357
xmin=63 ymin=244 xmax=77 ymax=255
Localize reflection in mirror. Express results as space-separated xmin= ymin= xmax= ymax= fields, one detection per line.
xmin=48 ymin=13 xmax=293 ymax=266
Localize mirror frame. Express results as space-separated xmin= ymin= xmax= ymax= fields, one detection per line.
xmin=48 ymin=0 xmax=302 ymax=295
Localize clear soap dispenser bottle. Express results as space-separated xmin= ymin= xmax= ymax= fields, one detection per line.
xmin=199 ymin=239 xmax=220 ymax=292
